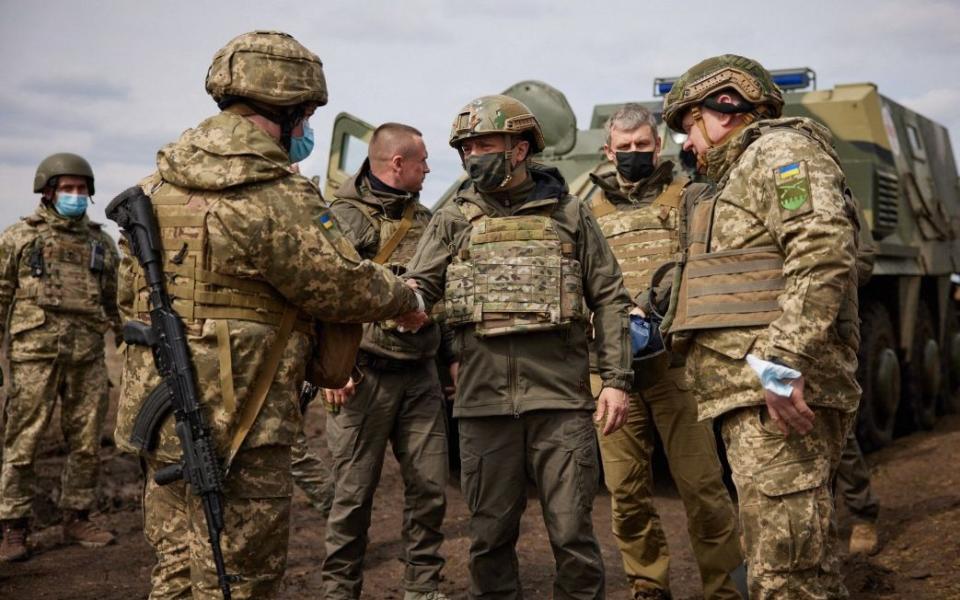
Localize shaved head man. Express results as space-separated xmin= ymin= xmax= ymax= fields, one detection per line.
xmin=321 ymin=123 xmax=450 ymax=600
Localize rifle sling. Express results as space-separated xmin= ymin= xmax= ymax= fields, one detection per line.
xmin=225 ymin=305 xmax=298 ymax=470
xmin=373 ymin=201 xmax=416 ymax=265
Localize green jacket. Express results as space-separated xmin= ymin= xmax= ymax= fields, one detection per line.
xmin=330 ymin=162 xmax=441 ymax=361
xmin=407 ymin=165 xmax=633 ymax=418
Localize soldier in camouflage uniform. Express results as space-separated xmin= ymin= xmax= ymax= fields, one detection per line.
xmin=0 ymin=153 xmax=120 ymax=562
xmin=662 ymin=55 xmax=861 ymax=599
xmin=406 ymin=95 xmax=633 ymax=600
xmin=582 ymin=104 xmax=743 ymax=600
xmin=320 ymin=122 xmax=451 ymax=600
xmin=115 ymin=31 xmax=426 ymax=599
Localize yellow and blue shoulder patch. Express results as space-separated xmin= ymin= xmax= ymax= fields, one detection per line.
xmin=316 ymin=208 xmax=361 ymax=262
xmin=773 ymin=160 xmax=812 ymax=218
xmin=318 ymin=212 xmax=336 ymax=230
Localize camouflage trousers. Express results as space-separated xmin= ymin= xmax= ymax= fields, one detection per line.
xmin=322 ymin=359 xmax=448 ymax=599
xmin=142 ymin=445 xmax=292 ymax=599
xmin=835 ymin=427 xmax=879 ymax=522
xmin=291 ymin=426 xmax=334 ymax=516
xmin=596 ymin=368 xmax=742 ymax=599
xmin=722 ymin=406 xmax=855 ymax=600
xmin=460 ymin=410 xmax=604 ymax=600
xmin=0 ymin=357 xmax=108 ymax=519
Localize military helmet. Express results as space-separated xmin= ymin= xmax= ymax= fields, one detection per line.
xmin=449 ymin=95 xmax=546 ymax=154
xmin=205 ymin=30 xmax=328 ymax=107
xmin=33 ymin=152 xmax=95 ymax=195
xmin=662 ymin=54 xmax=784 ymax=132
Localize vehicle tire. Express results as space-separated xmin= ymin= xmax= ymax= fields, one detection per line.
xmin=901 ymin=302 xmax=939 ymax=430
xmin=856 ymin=302 xmax=900 ymax=451
xmin=940 ymin=306 xmax=960 ymax=413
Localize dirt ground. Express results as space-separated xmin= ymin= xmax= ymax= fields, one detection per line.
xmin=2 ymin=345 xmax=960 ymax=599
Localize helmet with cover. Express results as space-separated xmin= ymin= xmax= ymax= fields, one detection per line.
xmin=662 ymin=54 xmax=784 ymax=133
xmin=33 ymin=152 xmax=95 ymax=195
xmin=449 ymin=94 xmax=545 ymax=153
xmin=205 ymin=30 xmax=327 ymax=150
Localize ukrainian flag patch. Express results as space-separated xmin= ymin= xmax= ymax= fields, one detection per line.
xmin=773 ymin=161 xmax=811 ymax=213
xmin=319 ymin=213 xmax=335 ymax=229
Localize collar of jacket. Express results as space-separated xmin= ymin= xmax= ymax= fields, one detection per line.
xmin=335 ymin=158 xmax=418 ymax=219
xmin=590 ymin=160 xmax=675 ymax=206
xmin=29 ymin=202 xmax=92 ymax=232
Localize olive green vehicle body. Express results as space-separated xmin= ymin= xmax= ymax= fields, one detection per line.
xmin=325 ymin=77 xmax=960 ymax=450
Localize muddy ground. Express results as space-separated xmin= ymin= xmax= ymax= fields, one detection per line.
xmin=2 ymin=344 xmax=959 ymax=599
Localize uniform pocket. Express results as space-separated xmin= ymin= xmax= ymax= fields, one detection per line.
xmin=459 ymin=450 xmax=482 ymax=513
xmin=9 ymin=303 xmax=46 ymax=336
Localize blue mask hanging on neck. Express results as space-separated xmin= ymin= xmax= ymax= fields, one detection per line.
xmin=55 ymin=193 xmax=89 ymax=218
xmin=289 ymin=119 xmax=315 ymax=163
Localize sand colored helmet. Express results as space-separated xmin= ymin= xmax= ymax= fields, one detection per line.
xmin=449 ymin=95 xmax=546 ymax=153
xmin=205 ymin=30 xmax=328 ymax=107
xmin=662 ymin=54 xmax=784 ymax=132
xmin=33 ymin=152 xmax=95 ymax=194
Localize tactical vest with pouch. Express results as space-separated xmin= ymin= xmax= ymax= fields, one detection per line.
xmin=589 ymin=178 xmax=687 ymax=301
xmin=444 ymin=200 xmax=586 ymax=337
xmin=669 ymin=119 xmax=860 ymax=333
xmin=17 ymin=217 xmax=106 ymax=315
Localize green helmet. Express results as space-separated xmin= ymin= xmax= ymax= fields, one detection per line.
xmin=205 ymin=30 xmax=328 ymax=107
xmin=449 ymin=95 xmax=546 ymax=154
xmin=662 ymin=54 xmax=784 ymax=132
xmin=33 ymin=152 xmax=94 ymax=195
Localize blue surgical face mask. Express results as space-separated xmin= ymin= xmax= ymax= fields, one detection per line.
xmin=55 ymin=193 xmax=89 ymax=218
xmin=288 ymin=119 xmax=314 ymax=163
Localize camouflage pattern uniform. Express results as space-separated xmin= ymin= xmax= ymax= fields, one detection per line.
xmin=584 ymin=162 xmax=743 ymax=599
xmin=0 ymin=203 xmax=119 ymax=522
xmin=407 ymin=95 xmax=633 ymax=600
xmin=321 ymin=161 xmax=449 ymax=599
xmin=116 ymin=31 xmax=421 ymax=599
xmin=664 ymin=55 xmax=861 ymax=599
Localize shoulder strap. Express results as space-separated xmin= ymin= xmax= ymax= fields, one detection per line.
xmin=456 ymin=200 xmax=487 ymax=223
xmin=589 ymin=190 xmax=618 ymax=219
xmin=372 ymin=201 xmax=417 ymax=265
xmin=225 ymin=305 xmax=298 ymax=470
xmin=653 ymin=176 xmax=688 ymax=210
xmin=333 ymin=198 xmax=380 ymax=231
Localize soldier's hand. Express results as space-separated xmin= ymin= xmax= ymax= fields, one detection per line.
xmin=764 ymin=376 xmax=814 ymax=436
xmin=323 ymin=377 xmax=356 ymax=407
xmin=444 ymin=361 xmax=460 ymax=399
xmin=395 ymin=309 xmax=429 ymax=333
xmin=595 ymin=387 xmax=629 ymax=435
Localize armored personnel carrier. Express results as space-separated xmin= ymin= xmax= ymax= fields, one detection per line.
xmin=324 ymin=70 xmax=960 ymax=450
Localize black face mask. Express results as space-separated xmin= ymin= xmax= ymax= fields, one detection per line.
xmin=615 ymin=151 xmax=656 ymax=182
xmin=464 ymin=152 xmax=512 ymax=192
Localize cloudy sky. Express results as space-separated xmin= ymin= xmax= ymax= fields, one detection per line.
xmin=1 ymin=0 xmax=958 ymax=236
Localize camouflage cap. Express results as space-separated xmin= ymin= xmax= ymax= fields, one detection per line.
xmin=449 ymin=95 xmax=546 ymax=153
xmin=662 ymin=54 xmax=784 ymax=132
xmin=33 ymin=152 xmax=95 ymax=194
xmin=205 ymin=30 xmax=328 ymax=107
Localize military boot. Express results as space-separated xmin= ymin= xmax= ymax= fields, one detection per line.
xmin=849 ymin=520 xmax=880 ymax=555
xmin=403 ymin=591 xmax=450 ymax=600
xmin=632 ymin=584 xmax=672 ymax=600
xmin=63 ymin=510 xmax=115 ymax=548
xmin=0 ymin=518 xmax=30 ymax=562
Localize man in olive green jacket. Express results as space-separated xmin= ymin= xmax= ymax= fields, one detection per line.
xmin=321 ymin=123 xmax=451 ymax=600
xmin=406 ymin=95 xmax=633 ymax=600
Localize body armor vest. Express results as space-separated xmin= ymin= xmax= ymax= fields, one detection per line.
xmin=444 ymin=201 xmax=586 ymax=337
xmin=17 ymin=219 xmax=105 ymax=315
xmin=669 ymin=196 xmax=785 ymax=332
xmin=590 ymin=178 xmax=686 ymax=300
xmin=131 ymin=180 xmax=310 ymax=333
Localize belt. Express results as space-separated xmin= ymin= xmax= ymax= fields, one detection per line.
xmin=356 ymin=350 xmax=424 ymax=372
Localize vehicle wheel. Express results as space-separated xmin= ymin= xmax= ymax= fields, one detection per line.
xmin=940 ymin=307 xmax=960 ymax=413
xmin=901 ymin=302 xmax=939 ymax=430
xmin=856 ymin=302 xmax=900 ymax=451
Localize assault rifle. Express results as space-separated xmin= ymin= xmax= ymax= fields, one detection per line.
xmin=106 ymin=186 xmax=234 ymax=599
